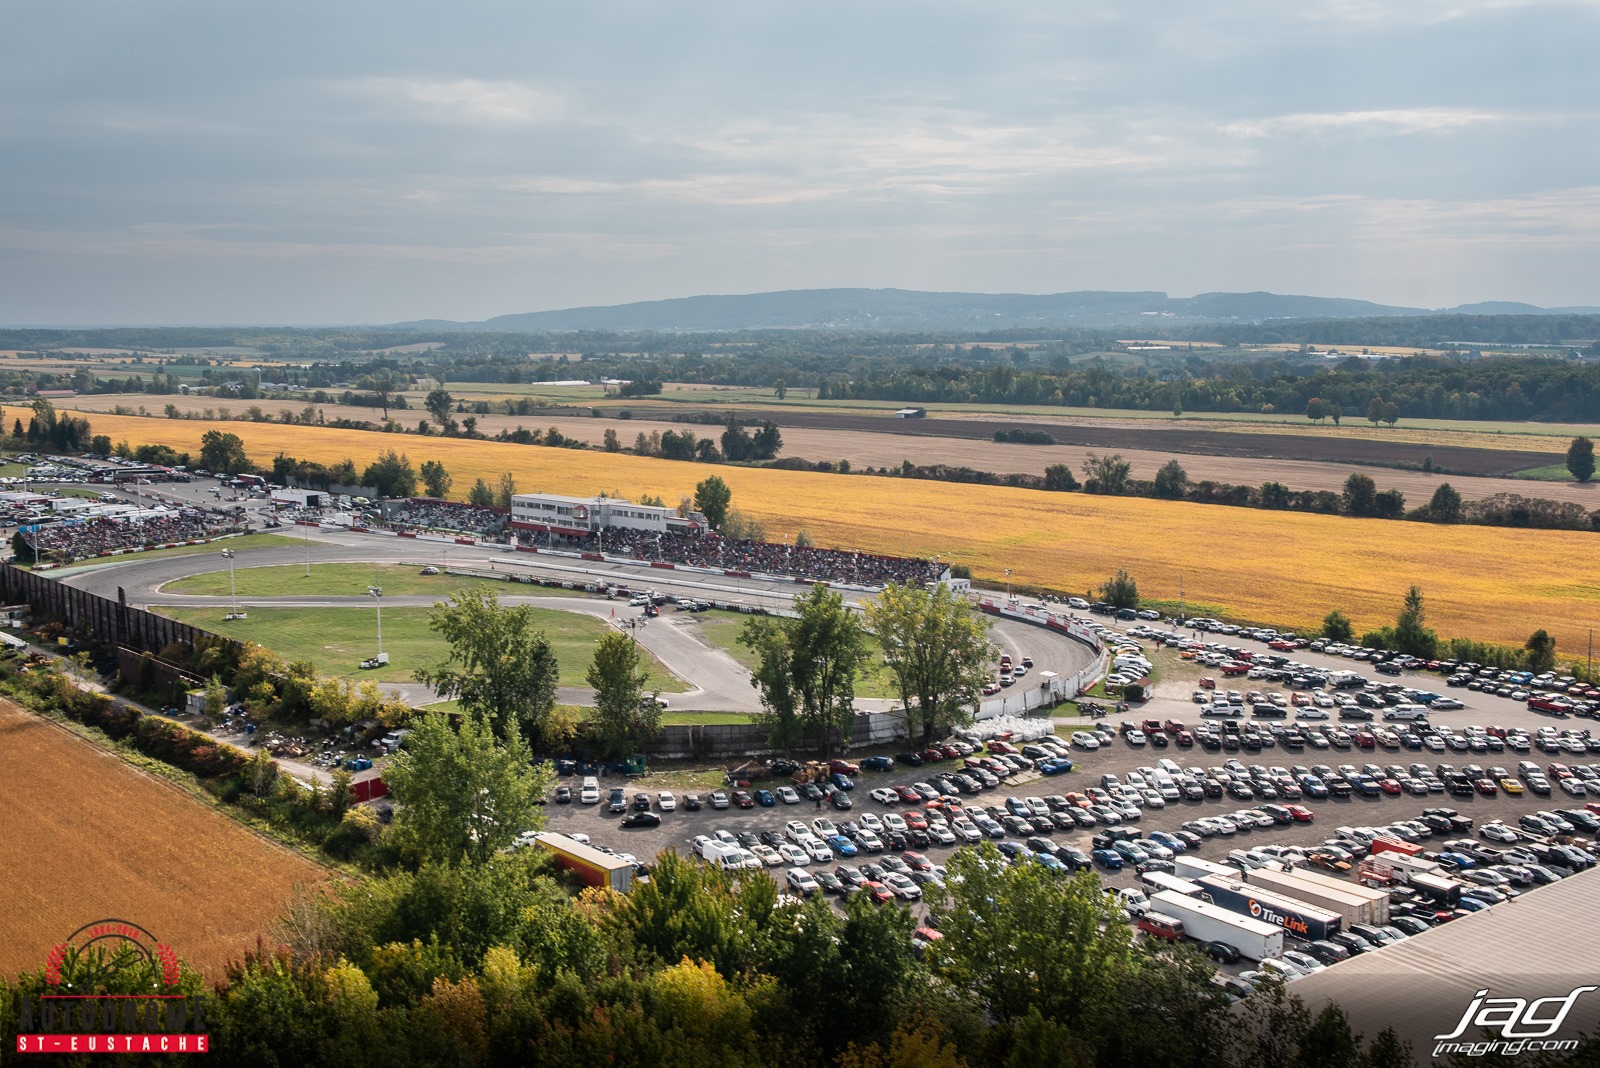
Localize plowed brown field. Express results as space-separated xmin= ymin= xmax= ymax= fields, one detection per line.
xmin=0 ymin=701 xmax=329 ymax=980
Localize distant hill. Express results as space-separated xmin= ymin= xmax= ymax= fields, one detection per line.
xmin=391 ymin=288 xmax=1598 ymax=334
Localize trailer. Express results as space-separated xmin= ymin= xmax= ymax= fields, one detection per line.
xmin=1195 ymin=875 xmax=1343 ymax=942
xmin=532 ymin=832 xmax=634 ymax=892
xmin=1369 ymin=836 xmax=1425 ymax=859
xmin=1139 ymin=871 xmax=1205 ymax=898
xmin=1359 ymin=849 xmax=1442 ymax=884
xmin=1406 ymin=871 xmax=1463 ymax=907
xmin=1148 ymin=891 xmax=1285 ymax=962
xmin=1243 ymin=865 xmax=1388 ymax=927
xmin=1173 ymin=856 xmax=1239 ymax=882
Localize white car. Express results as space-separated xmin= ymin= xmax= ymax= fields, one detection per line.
xmin=858 ymin=812 xmax=884 ymax=832
xmin=1481 ymin=822 xmax=1520 ymax=844
xmin=1559 ymin=778 xmax=1588 ymax=797
xmin=1072 ymin=732 xmax=1101 ymax=750
xmin=1125 ymin=730 xmax=1148 ymax=747
xmin=784 ymin=820 xmax=811 ymax=844
xmin=869 ymin=787 xmax=899 ymax=805
xmin=812 ymin=817 xmax=838 ymax=837
xmin=778 ymin=842 xmax=810 ymax=867
xmin=786 ymin=868 xmax=820 ymax=897
xmin=1297 ymin=708 xmax=1330 ymax=721
xmin=657 ymin=791 xmax=677 ymax=812
xmin=855 ymin=828 xmax=886 ymax=852
xmin=950 ymin=817 xmax=982 ymax=842
xmin=750 ymin=844 xmax=784 ymax=867
xmin=882 ymin=813 xmax=907 ymax=834
xmin=882 ymin=871 xmax=922 ymax=901
xmin=927 ymin=823 xmax=957 ymax=846
xmin=802 ymin=836 xmax=833 ymax=864
xmin=776 ymin=786 xmax=800 ymax=805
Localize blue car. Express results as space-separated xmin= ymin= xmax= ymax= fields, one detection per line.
xmin=1437 ymin=851 xmax=1477 ymax=870
xmin=755 ymin=789 xmax=776 ymax=807
xmin=1033 ymin=852 xmax=1069 ymax=874
xmin=1148 ymin=831 xmax=1187 ymax=853
xmin=828 ymin=834 xmax=859 ymax=857
xmin=1039 ymin=757 xmax=1074 ymax=775
xmin=1092 ymin=848 xmax=1125 ymax=870
xmin=830 ymin=772 xmax=855 ymax=791
xmin=861 ymin=755 xmax=895 ymax=772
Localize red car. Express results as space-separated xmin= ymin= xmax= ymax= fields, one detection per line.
xmin=1378 ymin=779 xmax=1403 ymax=796
xmin=1474 ymin=778 xmax=1498 ymax=796
xmin=862 ymin=881 xmax=894 ymax=905
xmin=1174 ymin=730 xmax=1194 ymax=747
xmin=1199 ymin=677 xmax=1216 ymax=689
xmin=919 ymin=748 xmax=945 ymax=763
xmin=938 ymin=745 xmax=963 ymax=760
xmin=1353 ymin=731 xmax=1376 ymax=749
xmin=895 ymin=784 xmax=922 ymax=804
xmin=987 ymin=740 xmax=1018 ymax=756
xmin=1286 ymin=805 xmax=1315 ymax=823
xmin=829 ymin=759 xmax=860 ymax=775
xmin=732 ymin=790 xmax=755 ymax=809
xmin=902 ymin=811 xmax=929 ymax=830
xmin=901 ymin=851 xmax=934 ymax=872
xmin=1164 ymin=719 xmax=1187 ymax=734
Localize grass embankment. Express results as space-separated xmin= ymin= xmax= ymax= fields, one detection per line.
xmin=160 ymin=605 xmax=686 ymax=692
xmin=31 ymin=407 xmax=1600 ymax=657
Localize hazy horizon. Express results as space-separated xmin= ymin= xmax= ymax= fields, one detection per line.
xmin=3 ymin=2 xmax=1597 ymax=325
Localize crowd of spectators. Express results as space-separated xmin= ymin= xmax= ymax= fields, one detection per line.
xmin=384 ymin=499 xmax=507 ymax=536
xmin=23 ymin=511 xmax=239 ymax=562
xmin=520 ymin=527 xmax=942 ymax=587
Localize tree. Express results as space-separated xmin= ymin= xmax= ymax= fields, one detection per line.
xmin=603 ymin=428 xmax=621 ymax=453
xmin=1428 ymin=482 xmax=1462 ymax=522
xmin=1295 ymin=1002 xmax=1362 ymax=1068
xmin=1081 ymin=452 xmax=1131 ymax=494
xmin=1381 ymin=402 xmax=1400 ymax=427
xmin=1305 ymin=397 xmax=1330 ymax=423
xmin=199 ymin=429 xmax=249 ymax=474
xmin=468 ymin=478 xmax=494 ymax=507
xmin=1100 ymin=569 xmax=1139 ymax=609
xmin=720 ymin=509 xmax=765 ymax=540
xmin=1043 ymin=464 xmax=1079 ymax=492
xmin=384 ymin=710 xmax=551 ymax=866
xmin=694 ymin=475 xmax=732 ymax=531
xmin=865 ymin=582 xmax=995 ymax=745
xmin=793 ymin=528 xmax=813 ymax=548
xmin=362 ymin=449 xmax=417 ymax=498
xmin=413 ymin=590 xmax=560 ymax=749
xmin=1322 ymin=610 xmax=1354 ymax=642
xmin=203 ymin=673 xmax=227 ymax=720
xmin=90 ymin=434 xmax=112 ymax=456
xmin=1373 ymin=488 xmax=1406 ymax=518
xmin=1367 ymin=397 xmax=1384 ymax=425
xmin=1329 ymin=402 xmax=1342 ymax=426
xmin=1341 ymin=472 xmax=1378 ymax=517
xmin=587 ymin=629 xmax=654 ymax=760
xmin=751 ymin=421 xmax=783 ymax=460
xmin=741 ymin=584 xmax=870 ymax=755
xmin=1392 ymin=585 xmax=1438 ymax=658
xmin=773 ymin=379 xmax=787 ymax=400
xmin=419 ymin=460 xmax=452 ymax=499
xmin=495 ymin=472 xmax=516 ymax=510
xmin=1525 ymin=629 xmax=1557 ymax=673
xmin=425 ymin=387 xmax=455 ymax=432
xmin=1259 ymin=481 xmax=1290 ymax=508
xmin=1568 ymin=436 xmax=1596 ymax=482
xmin=1152 ymin=459 xmax=1188 ymax=499
xmin=360 ymin=370 xmax=398 ymax=419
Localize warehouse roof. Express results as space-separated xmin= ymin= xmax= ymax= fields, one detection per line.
xmin=1268 ymin=868 xmax=1600 ymax=1065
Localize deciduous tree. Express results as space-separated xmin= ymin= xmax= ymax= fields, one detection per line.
xmin=419 ymin=460 xmax=452 ymax=499
xmin=865 ymin=582 xmax=994 ymax=745
xmin=1568 ymin=436 xmax=1596 ymax=482
xmin=414 ymin=590 xmax=560 ymax=748
xmin=693 ymin=475 xmax=732 ymax=531
xmin=587 ymin=629 xmax=655 ymax=759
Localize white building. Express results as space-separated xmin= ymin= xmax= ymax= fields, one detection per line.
xmin=509 ymin=493 xmax=703 ymax=537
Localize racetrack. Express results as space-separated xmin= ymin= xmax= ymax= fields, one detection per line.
xmin=58 ymin=529 xmax=1099 ymax=714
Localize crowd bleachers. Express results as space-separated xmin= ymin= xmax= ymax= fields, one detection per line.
xmin=385 ymin=499 xmax=507 ymax=536
xmin=522 ymin=527 xmax=940 ymax=587
xmin=23 ymin=511 xmax=239 ymax=562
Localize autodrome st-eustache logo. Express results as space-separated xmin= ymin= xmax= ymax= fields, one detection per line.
xmin=1432 ymin=985 xmax=1597 ymax=1059
xmin=13 ymin=919 xmax=209 ymax=1055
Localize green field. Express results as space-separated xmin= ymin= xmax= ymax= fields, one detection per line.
xmin=46 ymin=533 xmax=304 ymax=574
xmin=161 ymin=561 xmax=576 ymax=599
xmin=161 ymin=604 xmax=687 ymax=692
xmin=1510 ymin=463 xmax=1582 ymax=481
xmin=683 ymin=608 xmax=901 ymax=700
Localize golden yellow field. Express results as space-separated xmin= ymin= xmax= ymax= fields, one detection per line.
xmin=23 ymin=407 xmax=1600 ymax=657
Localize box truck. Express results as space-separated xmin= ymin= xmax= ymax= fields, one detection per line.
xmin=533 ymin=832 xmax=635 ymax=892
xmin=1148 ymin=891 xmax=1285 ymax=961
xmin=1244 ymin=865 xmax=1388 ymax=927
xmin=1195 ymin=875 xmax=1343 ymax=942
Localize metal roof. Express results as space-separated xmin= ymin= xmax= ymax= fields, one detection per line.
xmin=1270 ymin=867 xmax=1600 ymax=1065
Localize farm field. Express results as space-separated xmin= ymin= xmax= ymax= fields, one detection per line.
xmin=39 ymin=399 xmax=1597 ymax=507
xmin=20 ymin=407 xmax=1600 ymax=656
xmin=159 ymin=604 xmax=688 ymax=692
xmin=0 ymin=700 xmax=329 ymax=980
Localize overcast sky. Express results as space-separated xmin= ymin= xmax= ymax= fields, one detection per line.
xmin=3 ymin=1 xmax=1597 ymax=325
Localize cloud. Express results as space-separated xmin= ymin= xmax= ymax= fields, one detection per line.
xmin=1302 ymin=0 xmax=1600 ymax=24
xmin=1223 ymin=107 xmax=1510 ymax=138
xmin=352 ymin=77 xmax=572 ymax=124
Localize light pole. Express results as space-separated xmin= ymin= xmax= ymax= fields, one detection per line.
xmin=221 ymin=548 xmax=245 ymax=620
xmin=368 ymin=585 xmax=384 ymax=661
xmin=303 ymin=514 xmax=311 ymax=578
xmin=1005 ymin=568 xmax=1013 ymax=602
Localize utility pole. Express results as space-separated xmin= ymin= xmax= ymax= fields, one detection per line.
xmin=368 ymin=586 xmax=384 ymax=660
xmin=1005 ymin=568 xmax=1012 ymax=602
xmin=303 ymin=515 xmax=311 ymax=578
xmin=221 ymin=548 xmax=245 ymax=620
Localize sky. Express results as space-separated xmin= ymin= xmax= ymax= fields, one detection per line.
xmin=3 ymin=0 xmax=1598 ymax=325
